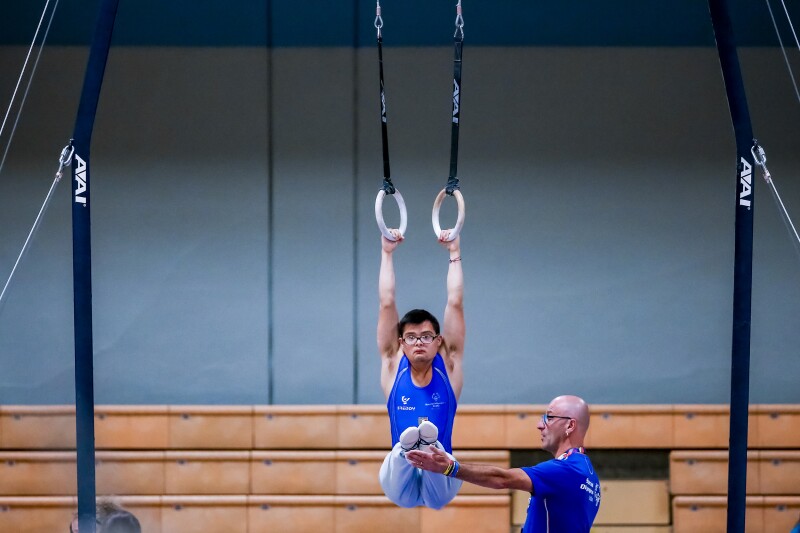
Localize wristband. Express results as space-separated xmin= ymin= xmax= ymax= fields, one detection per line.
xmin=443 ymin=460 xmax=454 ymax=476
xmin=449 ymin=256 xmax=461 ymax=263
xmin=444 ymin=459 xmax=459 ymax=477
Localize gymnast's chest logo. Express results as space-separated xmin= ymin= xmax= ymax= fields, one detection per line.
xmin=425 ymin=392 xmax=445 ymax=409
xmin=74 ymin=154 xmax=87 ymax=205
xmin=397 ymin=395 xmax=415 ymax=411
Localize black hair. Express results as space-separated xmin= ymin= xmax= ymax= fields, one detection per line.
xmin=397 ymin=309 xmax=440 ymax=337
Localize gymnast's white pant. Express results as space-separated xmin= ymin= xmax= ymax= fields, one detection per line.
xmin=378 ymin=441 xmax=463 ymax=510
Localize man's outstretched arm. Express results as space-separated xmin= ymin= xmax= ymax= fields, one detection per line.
xmin=406 ymin=447 xmax=532 ymax=492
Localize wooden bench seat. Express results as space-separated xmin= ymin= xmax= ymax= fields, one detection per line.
xmin=670 ymin=450 xmax=800 ymax=495
xmin=752 ymin=405 xmax=800 ymax=449
xmin=759 ymin=451 xmax=800 ymax=495
xmin=0 ymin=406 xmax=77 ymax=449
xmin=513 ymin=480 xmax=670 ymax=529
xmin=594 ymin=480 xmax=670 ymax=526
xmin=0 ymin=450 xmax=509 ymax=497
xmin=0 ymin=494 xmax=510 ymax=533
xmin=672 ymin=495 xmax=800 ymax=533
xmin=673 ymin=404 xmax=743 ymax=448
xmin=252 ymin=450 xmax=510 ymax=497
xmin=670 ymin=450 xmax=760 ymax=495
xmin=254 ymin=405 xmax=338 ymax=449
xmin=2 ymin=404 xmax=800 ymax=450
xmin=0 ymin=496 xmax=78 ymax=533
xmin=592 ymin=525 xmax=672 ymax=533
xmin=0 ymin=451 xmax=168 ymax=496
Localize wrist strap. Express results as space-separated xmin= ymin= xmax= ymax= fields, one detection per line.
xmin=443 ymin=459 xmax=460 ymax=477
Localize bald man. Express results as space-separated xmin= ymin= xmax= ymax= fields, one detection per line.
xmin=407 ymin=395 xmax=600 ymax=533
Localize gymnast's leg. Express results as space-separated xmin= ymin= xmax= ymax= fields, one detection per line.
xmin=379 ymin=443 xmax=424 ymax=507
xmin=420 ymin=444 xmax=462 ymax=509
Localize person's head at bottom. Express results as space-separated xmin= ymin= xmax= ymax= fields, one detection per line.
xmin=69 ymin=516 xmax=99 ymax=533
xmin=69 ymin=503 xmax=141 ymax=533
xmin=102 ymin=511 xmax=141 ymax=533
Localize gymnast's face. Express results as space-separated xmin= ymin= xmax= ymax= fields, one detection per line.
xmin=399 ymin=320 xmax=442 ymax=366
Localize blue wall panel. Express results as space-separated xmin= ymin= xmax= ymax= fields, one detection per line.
xmin=1 ymin=0 xmax=796 ymax=47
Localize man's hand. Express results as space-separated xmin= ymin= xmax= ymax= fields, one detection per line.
xmin=438 ymin=232 xmax=460 ymax=253
xmin=406 ymin=446 xmax=452 ymax=474
xmin=408 ymin=446 xmax=534 ymax=492
xmin=382 ymin=230 xmax=404 ymax=253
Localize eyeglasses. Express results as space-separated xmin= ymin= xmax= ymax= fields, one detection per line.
xmin=401 ymin=334 xmax=439 ymax=345
xmin=541 ymin=414 xmax=573 ymax=426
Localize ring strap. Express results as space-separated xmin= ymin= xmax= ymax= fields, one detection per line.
xmin=377 ymin=34 xmax=395 ymax=195
xmin=446 ymin=26 xmax=464 ymax=195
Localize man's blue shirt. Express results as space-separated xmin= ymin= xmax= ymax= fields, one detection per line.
xmin=520 ymin=451 xmax=600 ymax=533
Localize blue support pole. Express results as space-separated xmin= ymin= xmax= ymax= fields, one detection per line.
xmin=70 ymin=0 xmax=120 ymax=531
xmin=707 ymin=1 xmax=755 ymax=531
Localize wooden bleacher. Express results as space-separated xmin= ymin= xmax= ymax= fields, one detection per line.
xmin=0 ymin=404 xmax=798 ymax=532
xmin=672 ymin=496 xmax=800 ymax=533
xmin=0 ymin=450 xmax=509 ymax=497
xmin=0 ymin=494 xmax=511 ymax=533
xmin=3 ymin=404 xmax=800 ymax=451
xmin=670 ymin=450 xmax=800 ymax=495
xmin=667 ymin=405 xmax=800 ymax=532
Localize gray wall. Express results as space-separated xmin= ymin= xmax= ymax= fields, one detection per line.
xmin=1 ymin=45 xmax=799 ymax=405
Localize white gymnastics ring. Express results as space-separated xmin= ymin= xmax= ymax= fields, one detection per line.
xmin=375 ymin=188 xmax=408 ymax=241
xmin=432 ymin=188 xmax=465 ymax=241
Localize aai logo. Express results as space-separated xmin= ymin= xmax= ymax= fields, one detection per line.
xmin=739 ymin=157 xmax=752 ymax=208
xmin=452 ymin=79 xmax=460 ymax=123
xmin=74 ymin=154 xmax=87 ymax=205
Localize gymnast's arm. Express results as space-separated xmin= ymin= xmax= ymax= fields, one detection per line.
xmin=378 ymin=230 xmax=403 ymax=397
xmin=439 ymin=232 xmax=465 ymax=399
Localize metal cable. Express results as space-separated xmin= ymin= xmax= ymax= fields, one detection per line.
xmin=752 ymin=142 xmax=800 ymax=262
xmin=0 ymin=0 xmax=60 ymax=178
xmin=0 ymin=143 xmax=72 ymax=313
xmin=778 ymin=0 xmax=800 ymax=51
xmin=764 ymin=0 xmax=800 ymax=104
xmin=767 ymin=178 xmax=800 ymax=262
